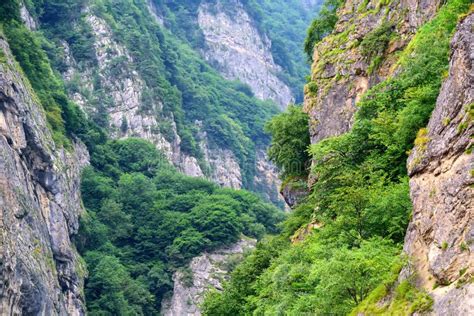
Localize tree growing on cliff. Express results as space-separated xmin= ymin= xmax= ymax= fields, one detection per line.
xmin=265 ymin=105 xmax=311 ymax=180
xmin=304 ymin=0 xmax=344 ymax=61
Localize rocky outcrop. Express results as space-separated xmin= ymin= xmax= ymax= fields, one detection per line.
xmin=0 ymin=36 xmax=87 ymax=315
xmin=147 ymin=0 xmax=164 ymax=26
xmin=20 ymin=3 xmax=37 ymax=31
xmin=280 ymin=178 xmax=309 ymax=209
xmin=161 ymin=238 xmax=256 ymax=316
xmin=197 ymin=0 xmax=294 ymax=110
xmin=304 ymin=0 xmax=443 ymax=144
xmin=254 ymin=150 xmax=286 ymax=206
xmin=58 ymin=4 xmax=287 ymax=199
xmin=404 ymin=13 xmax=473 ymax=314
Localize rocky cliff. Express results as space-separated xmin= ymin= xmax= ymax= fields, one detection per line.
xmin=161 ymin=238 xmax=256 ymax=316
xmin=404 ymin=12 xmax=473 ymax=314
xmin=197 ymin=0 xmax=294 ymax=110
xmin=304 ymin=0 xmax=443 ymax=144
xmin=0 ymin=35 xmax=87 ymax=315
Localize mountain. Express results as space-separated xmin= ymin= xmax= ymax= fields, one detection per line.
xmin=203 ymin=0 xmax=473 ymax=315
xmin=2 ymin=0 xmax=471 ymax=315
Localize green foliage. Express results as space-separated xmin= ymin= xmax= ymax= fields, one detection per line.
xmin=360 ymin=22 xmax=393 ymax=73
xmin=241 ymin=0 xmax=325 ymax=101
xmin=79 ymin=138 xmax=285 ymax=313
xmin=304 ymin=0 xmax=343 ymax=61
xmin=352 ymin=275 xmax=434 ymax=315
xmin=204 ymin=234 xmax=401 ymax=315
xmin=265 ymin=105 xmax=311 ymax=179
xmin=83 ymin=0 xmax=280 ymax=189
xmin=157 ymin=0 xmax=323 ymax=102
xmin=359 ymin=22 xmax=393 ymax=59
xmin=22 ymin=0 xmax=282 ymax=196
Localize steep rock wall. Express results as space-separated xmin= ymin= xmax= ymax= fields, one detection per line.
xmin=304 ymin=0 xmax=443 ymax=144
xmin=197 ymin=0 xmax=294 ymax=110
xmin=404 ymin=13 xmax=473 ymax=314
xmin=161 ymin=238 xmax=256 ymax=316
xmin=0 ymin=36 xmax=87 ymax=315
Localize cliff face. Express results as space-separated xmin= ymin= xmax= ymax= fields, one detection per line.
xmin=197 ymin=0 xmax=294 ymax=109
xmin=404 ymin=13 xmax=473 ymax=314
xmin=161 ymin=238 xmax=256 ymax=316
xmin=302 ymin=0 xmax=472 ymax=312
xmin=0 ymin=36 xmax=88 ymax=315
xmin=304 ymin=0 xmax=443 ymax=144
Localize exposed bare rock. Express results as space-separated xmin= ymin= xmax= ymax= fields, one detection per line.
xmin=161 ymin=238 xmax=256 ymax=316
xmin=60 ymin=7 xmax=286 ymax=196
xmin=404 ymin=12 xmax=474 ymax=314
xmin=197 ymin=0 xmax=294 ymax=110
xmin=304 ymin=0 xmax=443 ymax=144
xmin=254 ymin=150 xmax=286 ymax=206
xmin=20 ymin=3 xmax=37 ymax=31
xmin=197 ymin=123 xmax=242 ymax=189
xmin=280 ymin=178 xmax=309 ymax=209
xmin=0 ymin=36 xmax=87 ymax=315
xmin=147 ymin=0 xmax=164 ymax=26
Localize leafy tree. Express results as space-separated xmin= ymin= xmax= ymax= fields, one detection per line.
xmin=313 ymin=239 xmax=400 ymax=314
xmin=190 ymin=203 xmax=242 ymax=248
xmin=265 ymin=105 xmax=311 ymax=179
xmin=85 ymin=256 xmax=155 ymax=315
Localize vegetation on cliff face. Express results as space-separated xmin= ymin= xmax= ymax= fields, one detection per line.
xmin=1 ymin=1 xmax=287 ymax=313
xmin=0 ymin=0 xmax=104 ymax=148
xmin=19 ymin=0 xmax=282 ymax=193
xmin=304 ymin=0 xmax=343 ymax=61
xmin=265 ymin=105 xmax=311 ymax=180
xmin=203 ymin=0 xmax=472 ymax=314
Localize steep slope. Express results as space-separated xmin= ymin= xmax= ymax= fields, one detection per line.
xmin=197 ymin=0 xmax=293 ymax=109
xmin=202 ymin=1 xmax=473 ymax=314
xmin=153 ymin=0 xmax=322 ymax=105
xmin=161 ymin=238 xmax=256 ymax=316
xmin=0 ymin=2 xmax=287 ymax=314
xmin=0 ymin=33 xmax=87 ymax=315
xmin=403 ymin=12 xmax=473 ymax=313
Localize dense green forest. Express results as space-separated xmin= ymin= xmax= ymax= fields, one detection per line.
xmin=3 ymin=0 xmax=470 ymax=314
xmin=14 ymin=0 xmax=285 ymax=196
xmin=78 ymin=138 xmax=284 ymax=314
xmin=203 ymin=0 xmax=472 ymax=314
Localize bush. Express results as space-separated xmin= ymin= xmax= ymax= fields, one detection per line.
xmin=265 ymin=105 xmax=311 ymax=179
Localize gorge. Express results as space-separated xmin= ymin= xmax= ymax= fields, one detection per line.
xmin=0 ymin=0 xmax=473 ymax=315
